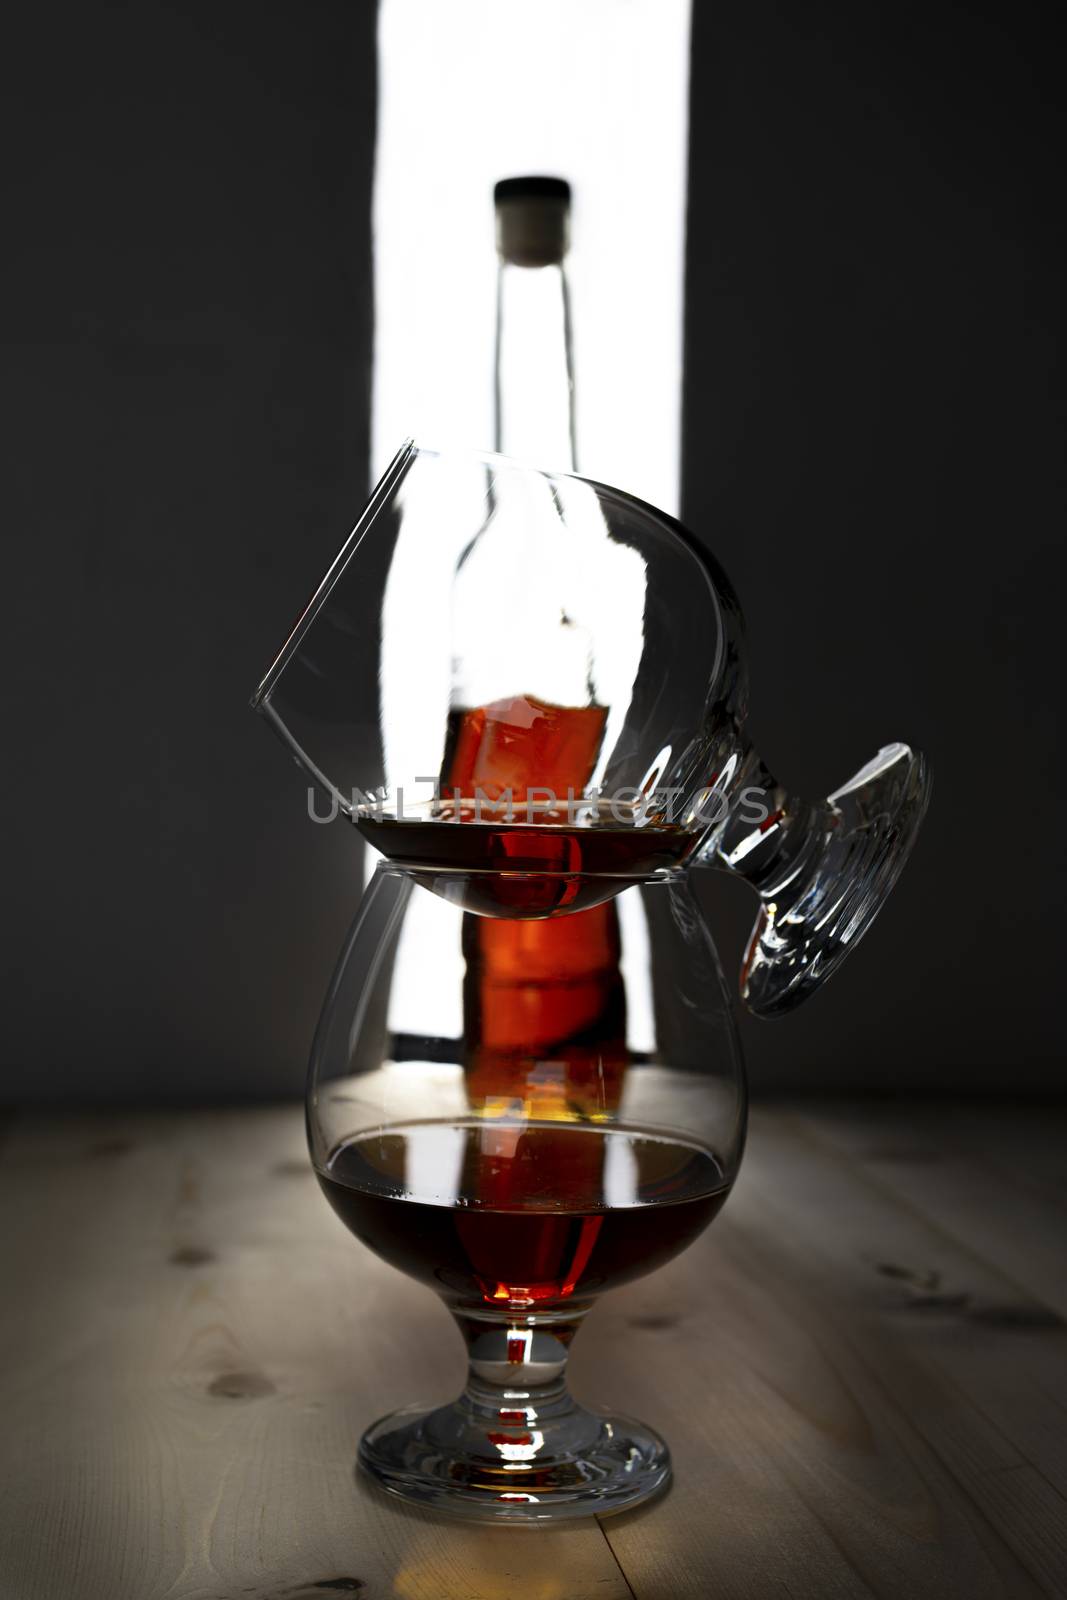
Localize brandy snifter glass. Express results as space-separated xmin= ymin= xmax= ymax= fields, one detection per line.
xmin=253 ymin=442 xmax=929 ymax=1017
xmin=307 ymin=861 xmax=744 ymax=1520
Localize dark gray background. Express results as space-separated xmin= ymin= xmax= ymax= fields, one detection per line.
xmin=2 ymin=2 xmax=1063 ymax=1102
xmin=684 ymin=3 xmax=1064 ymax=1090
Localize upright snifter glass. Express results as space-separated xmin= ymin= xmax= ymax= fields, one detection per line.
xmin=309 ymin=862 xmax=742 ymax=1518
xmin=252 ymin=432 xmax=929 ymax=1519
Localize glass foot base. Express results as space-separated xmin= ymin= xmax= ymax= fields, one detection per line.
xmin=358 ymin=1399 xmax=671 ymax=1523
xmin=741 ymin=742 xmax=931 ymax=1018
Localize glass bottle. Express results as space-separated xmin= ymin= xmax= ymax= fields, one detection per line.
xmin=442 ymin=178 xmax=629 ymax=1131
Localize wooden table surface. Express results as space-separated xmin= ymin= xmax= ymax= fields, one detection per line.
xmin=1 ymin=1102 xmax=1064 ymax=1599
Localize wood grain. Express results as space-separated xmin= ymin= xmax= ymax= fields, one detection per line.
xmin=787 ymin=1103 xmax=1067 ymax=1320
xmin=584 ymin=1111 xmax=1064 ymax=1600
xmin=0 ymin=1110 xmax=630 ymax=1600
xmin=0 ymin=1103 xmax=1064 ymax=1598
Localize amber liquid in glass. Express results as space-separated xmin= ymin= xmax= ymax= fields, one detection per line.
xmin=317 ymin=1121 xmax=729 ymax=1309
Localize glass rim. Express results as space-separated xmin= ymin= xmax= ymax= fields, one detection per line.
xmin=250 ymin=438 xmax=417 ymax=712
xmin=370 ymin=857 xmax=685 ymax=885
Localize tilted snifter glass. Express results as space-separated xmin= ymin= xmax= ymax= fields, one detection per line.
xmin=253 ymin=442 xmax=929 ymax=1519
xmin=254 ymin=442 xmax=929 ymax=1015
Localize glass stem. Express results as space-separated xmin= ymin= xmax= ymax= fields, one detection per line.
xmin=712 ymin=748 xmax=834 ymax=901
xmin=699 ymin=737 xmax=929 ymax=1017
xmin=449 ymin=1306 xmax=590 ymax=1432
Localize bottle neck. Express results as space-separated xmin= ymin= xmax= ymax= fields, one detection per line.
xmin=494 ymin=260 xmax=576 ymax=472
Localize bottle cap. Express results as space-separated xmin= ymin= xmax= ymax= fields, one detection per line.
xmin=494 ymin=176 xmax=571 ymax=267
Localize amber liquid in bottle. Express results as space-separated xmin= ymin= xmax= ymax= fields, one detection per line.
xmin=436 ymin=692 xmax=628 ymax=1125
